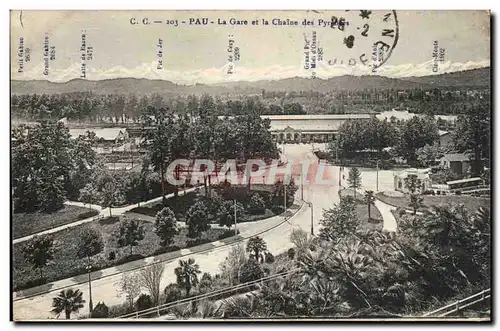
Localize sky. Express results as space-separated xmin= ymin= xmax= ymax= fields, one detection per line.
xmin=10 ymin=10 xmax=490 ymax=84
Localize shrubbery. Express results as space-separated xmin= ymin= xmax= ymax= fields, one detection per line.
xmin=239 ymin=258 xmax=264 ymax=283
xmin=135 ymin=294 xmax=153 ymax=311
xmin=90 ymin=302 xmax=110 ymax=318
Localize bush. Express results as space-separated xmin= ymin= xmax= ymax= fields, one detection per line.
xmin=164 ymin=283 xmax=182 ymax=303
xmin=264 ymin=251 xmax=275 ymax=264
xmin=437 ymin=191 xmax=442 ymax=195
xmin=186 ymin=238 xmax=211 ymax=247
xmin=218 ymin=229 xmax=239 ymax=240
xmin=108 ymin=301 xmax=134 ymax=318
xmin=247 ymin=194 xmax=266 ymax=215
xmin=135 ymin=293 xmax=153 ymax=311
xmin=155 ymin=245 xmax=181 ymax=255
xmin=107 ymin=251 xmax=116 ymax=261
xmin=271 ymin=205 xmax=284 ymax=214
xmin=287 ymin=248 xmax=296 ymax=260
xmin=455 ymin=190 xmax=462 ymax=195
xmin=77 ymin=210 xmax=99 ymax=220
xmin=90 ymin=301 xmax=110 ymax=318
xmin=397 ymin=207 xmax=407 ymax=217
xmin=239 ymin=258 xmax=264 ymax=283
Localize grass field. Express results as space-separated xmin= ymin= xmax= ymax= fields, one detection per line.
xmin=376 ymin=192 xmax=490 ymax=213
xmin=13 ymin=215 xmax=236 ymax=292
xmin=12 ymin=205 xmax=99 ymax=239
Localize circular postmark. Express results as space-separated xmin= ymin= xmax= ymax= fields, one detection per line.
xmin=326 ymin=10 xmax=399 ymax=71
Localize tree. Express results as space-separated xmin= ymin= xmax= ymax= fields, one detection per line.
xmin=174 ymin=258 xmax=202 ymax=297
xmin=119 ymin=272 xmax=141 ymax=311
xmin=216 ymin=200 xmax=244 ymax=229
xmin=51 ymin=288 xmax=85 ymax=319
xmin=364 ymin=190 xmax=376 ymax=220
xmin=90 ymin=302 xmax=109 ymax=318
xmin=98 ymin=177 xmax=125 ymax=217
xmin=154 ymin=207 xmax=179 ymax=247
xmin=12 ymin=121 xmax=72 ymax=213
xmin=76 ymin=226 xmax=104 ymax=263
xmin=404 ymin=175 xmax=422 ymax=194
xmin=248 ymin=193 xmax=266 ymax=215
xmin=199 ymin=272 xmax=214 ymax=293
xmin=416 ymin=143 xmax=444 ymax=167
xmin=170 ymin=114 xmax=193 ymax=198
xmin=79 ymin=183 xmax=98 ymax=210
xmin=185 ymin=201 xmax=211 ymax=238
xmin=140 ymin=107 xmax=175 ymax=205
xmin=21 ymin=235 xmax=55 ymax=280
xmin=139 ymin=263 xmax=165 ymax=306
xmin=219 ymin=244 xmax=247 ymax=286
xmin=395 ymin=116 xmax=439 ymax=165
xmin=164 ymin=283 xmax=183 ymax=303
xmin=409 ymin=194 xmax=424 ymax=215
xmin=237 ymin=114 xmax=279 ymax=190
xmin=453 ymin=102 xmax=490 ymax=176
xmin=246 ymin=236 xmax=268 ymax=262
xmin=319 ymin=196 xmax=358 ymax=242
xmin=115 ymin=220 xmax=145 ymax=255
xmin=347 ymin=168 xmax=362 ymax=199
xmin=239 ymin=258 xmax=264 ymax=283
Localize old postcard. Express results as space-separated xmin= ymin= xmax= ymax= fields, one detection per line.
xmin=10 ymin=10 xmax=491 ymax=322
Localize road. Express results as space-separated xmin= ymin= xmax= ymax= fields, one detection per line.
xmin=13 ymin=144 xmax=342 ymax=320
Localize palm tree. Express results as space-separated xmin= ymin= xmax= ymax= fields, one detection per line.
xmin=246 ymin=236 xmax=267 ymax=263
xmin=50 ymin=289 xmax=86 ymax=319
xmin=364 ymin=190 xmax=376 ymax=219
xmin=174 ymin=258 xmax=201 ymax=297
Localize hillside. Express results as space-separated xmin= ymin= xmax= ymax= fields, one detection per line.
xmin=11 ymin=67 xmax=490 ymax=95
xmin=400 ymin=67 xmax=490 ymax=88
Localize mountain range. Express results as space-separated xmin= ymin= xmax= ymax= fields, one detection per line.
xmin=11 ymin=67 xmax=490 ymax=95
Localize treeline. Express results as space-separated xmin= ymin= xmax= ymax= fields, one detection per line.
xmin=10 ymin=93 xmax=305 ymax=124
xmin=12 ymin=108 xmax=279 ymax=214
xmin=330 ymin=100 xmax=491 ymax=174
xmin=10 ymin=86 xmax=489 ymax=123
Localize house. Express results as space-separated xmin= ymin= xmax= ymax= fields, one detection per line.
xmin=69 ymin=128 xmax=129 ymax=144
xmin=438 ymin=130 xmax=452 ymax=147
xmin=394 ymin=168 xmax=432 ymax=193
xmin=439 ymin=153 xmax=472 ymax=175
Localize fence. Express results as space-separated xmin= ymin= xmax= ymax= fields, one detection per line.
xmin=422 ymin=288 xmax=491 ymax=317
xmin=118 ymin=268 xmax=299 ymax=319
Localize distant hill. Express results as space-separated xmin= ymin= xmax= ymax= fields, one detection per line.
xmin=11 ymin=67 xmax=490 ymax=95
xmin=400 ymin=67 xmax=490 ymax=88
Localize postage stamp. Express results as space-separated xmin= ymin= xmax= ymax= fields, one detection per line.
xmin=10 ymin=10 xmax=491 ymax=322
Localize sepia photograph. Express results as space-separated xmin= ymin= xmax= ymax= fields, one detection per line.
xmin=9 ymin=9 xmax=491 ymax=322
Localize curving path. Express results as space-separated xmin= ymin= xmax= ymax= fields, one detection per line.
xmin=13 ymin=188 xmax=200 ymax=245
xmin=12 ymin=144 xmax=342 ymax=320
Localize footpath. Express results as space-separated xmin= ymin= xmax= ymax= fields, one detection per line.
xmin=13 ymin=187 xmax=198 ymax=245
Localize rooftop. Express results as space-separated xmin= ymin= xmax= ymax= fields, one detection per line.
xmin=441 ymin=153 xmax=472 ymax=162
xmin=69 ymin=128 xmax=127 ymax=141
xmin=446 ymin=177 xmax=483 ymax=185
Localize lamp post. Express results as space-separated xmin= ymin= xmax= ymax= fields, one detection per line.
xmin=305 ymin=201 xmax=314 ymax=235
xmin=283 ymin=175 xmax=287 ymax=220
xmin=86 ymin=263 xmax=93 ymax=314
xmin=234 ymin=198 xmax=238 ymax=236
xmin=376 ymin=159 xmax=380 ymax=192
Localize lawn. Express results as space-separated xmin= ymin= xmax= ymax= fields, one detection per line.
xmin=376 ymin=192 xmax=490 ymax=213
xmin=12 ymin=205 xmax=99 ymax=239
xmin=339 ymin=189 xmax=383 ymax=232
xmin=13 ymin=215 xmax=236 ymax=292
